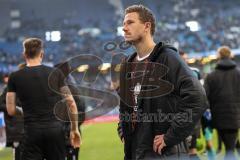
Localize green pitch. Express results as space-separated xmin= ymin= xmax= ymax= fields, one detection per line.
xmin=0 ymin=122 xmax=239 ymax=160
xmin=80 ymin=122 xmax=124 ymax=160
xmin=0 ymin=122 xmax=124 ymax=160
xmin=0 ymin=148 xmax=12 ymax=160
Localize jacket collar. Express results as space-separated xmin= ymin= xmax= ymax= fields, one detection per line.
xmin=126 ymin=42 xmax=177 ymax=63
xmin=216 ymin=58 xmax=236 ymax=70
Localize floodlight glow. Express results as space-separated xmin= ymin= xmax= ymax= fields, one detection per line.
xmin=11 ymin=20 xmax=21 ymax=28
xmin=10 ymin=10 xmax=20 ymax=17
xmin=208 ymin=55 xmax=217 ymax=60
xmin=45 ymin=31 xmax=51 ymax=41
xmin=99 ymin=63 xmax=111 ymax=71
xmin=185 ymin=21 xmax=200 ymax=32
xmin=114 ymin=64 xmax=121 ymax=72
xmin=51 ymin=31 xmax=61 ymax=42
xmin=187 ymin=58 xmax=196 ymax=64
xmin=77 ymin=65 xmax=89 ymax=72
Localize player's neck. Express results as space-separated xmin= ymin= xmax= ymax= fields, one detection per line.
xmin=134 ymin=37 xmax=155 ymax=58
xmin=26 ymin=58 xmax=42 ymax=67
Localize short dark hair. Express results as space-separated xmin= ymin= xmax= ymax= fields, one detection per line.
xmin=217 ymin=46 xmax=232 ymax=59
xmin=3 ymin=73 xmax=9 ymax=78
xmin=125 ymin=4 xmax=156 ymax=35
xmin=23 ymin=38 xmax=43 ymax=59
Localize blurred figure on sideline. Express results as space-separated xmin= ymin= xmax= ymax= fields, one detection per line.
xmin=0 ymin=64 xmax=25 ymax=160
xmin=204 ymin=46 xmax=240 ymax=160
xmin=179 ymin=51 xmax=202 ymax=160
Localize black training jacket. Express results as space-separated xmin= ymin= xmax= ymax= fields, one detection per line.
xmin=118 ymin=42 xmax=207 ymax=159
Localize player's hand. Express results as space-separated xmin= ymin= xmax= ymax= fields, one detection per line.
xmin=153 ymin=134 xmax=166 ymax=154
xmin=121 ymin=137 xmax=125 ymax=143
xmin=70 ymin=129 xmax=81 ymax=148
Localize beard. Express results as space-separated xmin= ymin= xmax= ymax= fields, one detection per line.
xmin=125 ymin=35 xmax=143 ymax=45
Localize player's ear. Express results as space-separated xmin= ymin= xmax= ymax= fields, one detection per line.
xmin=40 ymin=49 xmax=44 ymax=59
xmin=145 ymin=22 xmax=151 ymax=33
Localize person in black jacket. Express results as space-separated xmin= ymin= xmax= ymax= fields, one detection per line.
xmin=204 ymin=46 xmax=240 ymax=159
xmin=0 ymin=73 xmax=24 ymax=160
xmin=118 ymin=5 xmax=207 ymax=160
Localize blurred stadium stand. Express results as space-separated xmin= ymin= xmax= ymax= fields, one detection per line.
xmin=0 ymin=0 xmax=240 ymax=115
xmin=0 ymin=0 xmax=239 ymax=66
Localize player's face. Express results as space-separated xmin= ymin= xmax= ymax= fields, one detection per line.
xmin=3 ymin=76 xmax=8 ymax=84
xmin=181 ymin=53 xmax=188 ymax=63
xmin=123 ymin=12 xmax=146 ymax=44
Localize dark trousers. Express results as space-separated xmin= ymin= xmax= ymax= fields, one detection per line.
xmin=125 ymin=142 xmax=189 ymax=160
xmin=217 ymin=129 xmax=238 ymax=159
xmin=143 ymin=150 xmax=190 ymax=160
xmin=22 ymin=126 xmax=66 ymax=160
xmin=12 ymin=141 xmax=22 ymax=160
xmin=66 ymin=147 xmax=79 ymax=160
xmin=217 ymin=129 xmax=238 ymax=151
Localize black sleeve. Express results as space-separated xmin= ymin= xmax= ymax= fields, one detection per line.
xmin=7 ymin=73 xmax=16 ymax=92
xmin=117 ymin=57 xmax=128 ymax=141
xmin=57 ymin=68 xmax=66 ymax=89
xmin=203 ymin=74 xmax=211 ymax=98
xmin=0 ymin=87 xmax=7 ymax=112
xmin=117 ymin=120 xmax=124 ymax=140
xmin=203 ymin=74 xmax=211 ymax=109
xmin=76 ymin=97 xmax=85 ymax=125
xmin=162 ymin=49 xmax=208 ymax=146
xmin=48 ymin=68 xmax=66 ymax=93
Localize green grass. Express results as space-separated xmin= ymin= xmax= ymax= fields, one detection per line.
xmin=0 ymin=123 xmax=239 ymax=160
xmin=0 ymin=147 xmax=12 ymax=160
xmin=80 ymin=122 xmax=124 ymax=160
xmin=0 ymin=122 xmax=124 ymax=160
